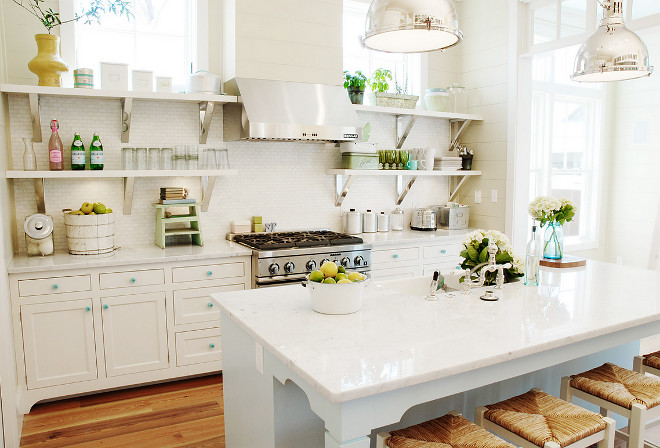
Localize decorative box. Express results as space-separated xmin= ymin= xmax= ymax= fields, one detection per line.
xmin=100 ymin=62 xmax=128 ymax=90
xmin=132 ymin=70 xmax=154 ymax=92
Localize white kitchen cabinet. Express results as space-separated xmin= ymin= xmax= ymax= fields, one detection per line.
xmin=370 ymin=265 xmax=419 ymax=281
xmin=174 ymin=285 xmax=244 ymax=326
xmin=175 ymin=328 xmax=222 ymax=367
xmin=101 ymin=293 xmax=169 ymax=377
xmin=99 ymin=268 xmax=165 ymax=290
xmin=172 ymin=261 xmax=245 ymax=283
xmin=21 ymin=299 xmax=97 ymax=389
xmin=18 ymin=275 xmax=91 ymax=297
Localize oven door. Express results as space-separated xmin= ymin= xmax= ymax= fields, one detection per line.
xmin=253 ymin=268 xmax=371 ymax=289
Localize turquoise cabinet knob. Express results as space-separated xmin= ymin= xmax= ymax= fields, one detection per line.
xmin=393 ymin=254 xmax=399 ymax=259
xmin=85 ymin=306 xmax=91 ymax=312
xmin=130 ymin=277 xmax=136 ymax=283
xmin=103 ymin=304 xmax=109 ymax=310
xmin=208 ymin=302 xmax=214 ymax=308
xmin=441 ymin=250 xmax=447 ymax=254
xmin=207 ymin=271 xmax=213 ymax=276
xmin=209 ymin=343 xmax=215 ymax=349
xmin=52 ymin=284 xmax=58 ymax=290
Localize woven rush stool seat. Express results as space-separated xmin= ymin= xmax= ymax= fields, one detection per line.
xmin=475 ymin=389 xmax=615 ymax=448
xmin=376 ymin=412 xmax=515 ymax=448
xmin=561 ymin=362 xmax=660 ymax=448
xmin=634 ymin=350 xmax=660 ymax=378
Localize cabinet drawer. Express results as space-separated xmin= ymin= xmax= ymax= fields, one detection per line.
xmin=174 ymin=284 xmax=245 ymax=326
xmin=99 ymin=269 xmax=165 ymax=290
xmin=370 ymin=265 xmax=420 ymax=281
xmin=423 ymin=244 xmax=462 ymax=260
xmin=175 ymin=328 xmax=222 ymax=367
xmin=372 ymin=247 xmax=419 ymax=265
xmin=172 ymin=262 xmax=245 ymax=283
xmin=18 ymin=275 xmax=91 ymax=297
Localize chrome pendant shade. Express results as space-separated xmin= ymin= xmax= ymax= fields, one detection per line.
xmin=572 ymin=1 xmax=652 ymax=82
xmin=361 ymin=0 xmax=462 ymax=53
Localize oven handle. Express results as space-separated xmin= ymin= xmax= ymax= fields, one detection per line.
xmin=255 ymin=274 xmax=309 ymax=285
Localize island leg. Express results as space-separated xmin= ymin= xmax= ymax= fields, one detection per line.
xmin=324 ymin=432 xmax=370 ymax=448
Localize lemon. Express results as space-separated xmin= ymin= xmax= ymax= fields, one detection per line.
xmin=337 ymin=265 xmax=346 ymax=274
xmin=335 ymin=273 xmax=348 ymax=281
xmin=323 ymin=277 xmax=336 ymax=284
xmin=308 ymin=270 xmax=324 ymax=283
xmin=347 ymin=272 xmax=364 ymax=282
xmin=320 ymin=261 xmax=338 ymax=278
xmin=337 ymin=279 xmax=352 ymax=284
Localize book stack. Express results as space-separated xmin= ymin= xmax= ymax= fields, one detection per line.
xmin=160 ymin=187 xmax=195 ymax=205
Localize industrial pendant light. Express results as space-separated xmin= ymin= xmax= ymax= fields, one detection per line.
xmin=361 ymin=0 xmax=462 ymax=53
xmin=572 ymin=0 xmax=652 ymax=82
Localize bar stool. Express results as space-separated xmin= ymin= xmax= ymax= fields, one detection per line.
xmin=561 ymin=362 xmax=660 ymax=448
xmin=634 ymin=351 xmax=660 ymax=378
xmin=376 ymin=411 xmax=516 ymax=448
xmin=475 ymin=389 xmax=616 ymax=448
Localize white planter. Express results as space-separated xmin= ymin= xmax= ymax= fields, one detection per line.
xmin=63 ymin=212 xmax=115 ymax=255
xmin=306 ymin=276 xmax=368 ymax=315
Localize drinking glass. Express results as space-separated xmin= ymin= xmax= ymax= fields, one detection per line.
xmin=186 ymin=145 xmax=199 ymax=170
xmin=202 ymin=148 xmax=215 ymax=169
xmin=160 ymin=148 xmax=173 ymax=170
xmin=216 ymin=148 xmax=230 ymax=170
xmin=378 ymin=150 xmax=386 ymax=170
xmin=174 ymin=145 xmax=186 ymax=170
xmin=135 ymin=147 xmax=147 ymax=170
xmin=148 ymin=148 xmax=160 ymax=170
xmin=399 ymin=150 xmax=410 ymax=169
xmin=385 ymin=150 xmax=397 ymax=170
xmin=121 ymin=147 xmax=134 ymax=170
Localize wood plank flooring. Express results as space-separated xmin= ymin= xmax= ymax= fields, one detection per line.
xmin=20 ymin=375 xmax=224 ymax=448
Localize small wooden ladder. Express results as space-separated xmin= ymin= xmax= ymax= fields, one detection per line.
xmin=153 ymin=203 xmax=203 ymax=249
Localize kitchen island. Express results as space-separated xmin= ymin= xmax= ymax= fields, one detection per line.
xmin=213 ymin=261 xmax=660 ymax=448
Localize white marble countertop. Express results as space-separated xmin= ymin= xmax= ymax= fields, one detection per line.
xmin=9 ymin=240 xmax=253 ymax=274
xmin=359 ymin=228 xmax=470 ymax=247
xmin=213 ymin=261 xmax=660 ymax=403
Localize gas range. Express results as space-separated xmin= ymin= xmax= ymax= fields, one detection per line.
xmin=232 ymin=230 xmax=372 ymax=288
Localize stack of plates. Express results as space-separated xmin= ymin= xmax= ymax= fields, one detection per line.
xmin=434 ymin=157 xmax=463 ymax=171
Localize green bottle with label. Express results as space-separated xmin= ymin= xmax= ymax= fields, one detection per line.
xmin=70 ymin=132 xmax=85 ymax=170
xmin=90 ymin=133 xmax=104 ymax=170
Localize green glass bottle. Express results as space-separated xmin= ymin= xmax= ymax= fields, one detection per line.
xmin=70 ymin=132 xmax=85 ymax=170
xmin=90 ymin=133 xmax=104 ymax=170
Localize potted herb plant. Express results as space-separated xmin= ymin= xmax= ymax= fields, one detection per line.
xmin=368 ymin=68 xmax=419 ymax=109
xmin=12 ymin=0 xmax=133 ymax=87
xmin=343 ymin=71 xmax=367 ymax=105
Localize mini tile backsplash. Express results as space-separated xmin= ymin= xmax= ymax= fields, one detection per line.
xmin=8 ymin=95 xmax=455 ymax=254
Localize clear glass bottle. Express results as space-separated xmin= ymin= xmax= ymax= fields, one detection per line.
xmin=90 ymin=133 xmax=104 ymax=170
xmin=48 ymin=120 xmax=63 ymax=171
xmin=525 ymin=225 xmax=541 ymax=286
xmin=22 ymin=138 xmax=37 ymax=171
xmin=70 ymin=132 xmax=85 ymax=170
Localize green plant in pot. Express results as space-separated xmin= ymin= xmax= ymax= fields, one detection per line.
xmin=368 ymin=68 xmax=419 ymax=109
xmin=12 ymin=0 xmax=133 ymax=87
xmin=343 ymin=71 xmax=367 ymax=105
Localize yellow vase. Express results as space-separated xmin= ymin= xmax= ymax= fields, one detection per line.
xmin=28 ymin=34 xmax=69 ymax=87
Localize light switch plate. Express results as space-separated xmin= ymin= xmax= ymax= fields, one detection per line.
xmin=474 ymin=190 xmax=482 ymax=204
xmin=491 ymin=190 xmax=497 ymax=203
xmin=255 ymin=341 xmax=264 ymax=375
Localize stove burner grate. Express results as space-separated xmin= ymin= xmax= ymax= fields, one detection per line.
xmin=233 ymin=230 xmax=363 ymax=250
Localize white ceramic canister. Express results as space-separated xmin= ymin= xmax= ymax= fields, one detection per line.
xmin=344 ymin=209 xmax=362 ymax=235
xmin=74 ymin=68 xmax=94 ymax=89
xmin=24 ymin=214 xmax=54 ymax=256
xmin=362 ymin=210 xmax=377 ymax=233
xmin=391 ymin=208 xmax=404 ymax=231
xmin=377 ymin=212 xmax=390 ymax=232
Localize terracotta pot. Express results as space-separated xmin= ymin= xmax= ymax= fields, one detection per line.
xmin=28 ymin=34 xmax=69 ymax=87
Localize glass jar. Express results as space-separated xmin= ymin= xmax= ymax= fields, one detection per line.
xmin=160 ymin=148 xmax=173 ymax=170
xmin=174 ymin=145 xmax=186 ymax=170
xmin=148 ymin=148 xmax=160 ymax=170
xmin=186 ymin=145 xmax=199 ymax=170
xmin=121 ymin=147 xmax=135 ymax=170
xmin=543 ymin=222 xmax=564 ymax=260
xmin=424 ymin=88 xmax=449 ymax=112
xmin=135 ymin=147 xmax=147 ymax=170
xmin=24 ymin=214 xmax=54 ymax=256
xmin=447 ymin=83 xmax=467 ymax=114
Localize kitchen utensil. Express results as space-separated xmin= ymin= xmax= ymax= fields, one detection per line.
xmin=160 ymin=148 xmax=173 ymax=170
xmin=377 ymin=212 xmax=390 ymax=232
xmin=438 ymin=204 xmax=470 ymax=230
xmin=148 ymin=148 xmax=160 ymax=170
xmin=135 ymin=147 xmax=147 ymax=170
xmin=362 ymin=210 xmax=377 ymax=233
xmin=121 ymin=147 xmax=134 ymax=170
xmin=391 ymin=208 xmax=404 ymax=231
xmin=398 ymin=150 xmax=410 ymax=169
xmin=344 ymin=209 xmax=361 ymax=235
xmin=405 ymin=159 xmax=418 ymax=170
xmin=411 ymin=208 xmax=437 ymax=231
xmin=186 ymin=70 xmax=221 ymax=94
xmin=24 ymin=214 xmax=54 ymax=256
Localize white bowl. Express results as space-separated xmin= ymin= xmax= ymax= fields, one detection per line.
xmin=305 ymin=275 xmax=368 ymax=315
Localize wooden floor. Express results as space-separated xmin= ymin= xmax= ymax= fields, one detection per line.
xmin=20 ymin=375 xmax=225 ymax=448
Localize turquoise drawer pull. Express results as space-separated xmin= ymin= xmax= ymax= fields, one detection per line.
xmin=85 ymin=306 xmax=91 ymax=312
xmin=393 ymin=254 xmax=399 ymax=259
xmin=441 ymin=250 xmax=447 ymax=254
xmin=130 ymin=277 xmax=136 ymax=283
xmin=103 ymin=304 xmax=109 ymax=310
xmin=208 ymin=302 xmax=214 ymax=308
xmin=209 ymin=343 xmax=215 ymax=349
xmin=207 ymin=271 xmax=213 ymax=276
xmin=52 ymin=284 xmax=58 ymax=290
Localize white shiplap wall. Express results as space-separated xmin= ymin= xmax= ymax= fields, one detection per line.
xmin=8 ymin=95 xmax=455 ymax=254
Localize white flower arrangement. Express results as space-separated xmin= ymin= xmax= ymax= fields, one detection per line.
xmin=459 ymin=229 xmax=524 ymax=284
xmin=528 ymin=196 xmax=576 ymax=227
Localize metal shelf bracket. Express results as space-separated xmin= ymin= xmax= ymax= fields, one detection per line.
xmin=33 ymin=178 xmax=45 ymax=213
xmin=335 ymin=174 xmax=355 ymax=207
xmin=449 ymin=175 xmax=470 ymax=202
xmin=449 ymin=119 xmax=472 ymax=151
xmin=396 ymin=115 xmax=418 ymax=149
xmin=28 ymin=93 xmax=42 ymax=142
xmin=123 ymin=177 xmax=135 ymax=215
xmin=200 ymin=175 xmax=217 ymax=212
xmin=396 ymin=175 xmax=417 ymax=205
xmin=121 ymin=98 xmax=133 ymax=143
xmin=199 ymin=101 xmax=216 ymax=144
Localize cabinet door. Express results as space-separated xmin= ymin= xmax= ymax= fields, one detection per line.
xmin=21 ymin=299 xmax=97 ymax=389
xmin=101 ymin=292 xmax=169 ymax=377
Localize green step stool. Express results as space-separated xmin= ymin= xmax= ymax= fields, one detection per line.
xmin=153 ymin=203 xmax=203 ymax=249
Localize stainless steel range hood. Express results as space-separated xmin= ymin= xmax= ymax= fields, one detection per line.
xmin=223 ymin=78 xmax=362 ymax=142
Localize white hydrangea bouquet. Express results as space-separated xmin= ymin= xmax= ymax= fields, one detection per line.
xmin=528 ymin=196 xmax=576 ymax=227
xmin=459 ymin=229 xmax=524 ymax=285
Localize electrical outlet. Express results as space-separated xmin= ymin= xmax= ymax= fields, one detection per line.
xmin=255 ymin=341 xmax=264 ymax=375
xmin=491 ymin=190 xmax=498 ymax=203
xmin=474 ymin=190 xmax=481 ymax=204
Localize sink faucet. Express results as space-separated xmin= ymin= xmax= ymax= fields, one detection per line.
xmin=462 ymin=239 xmax=512 ymax=291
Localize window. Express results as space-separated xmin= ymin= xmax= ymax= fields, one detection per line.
xmin=343 ymin=0 xmax=422 ymax=98
xmin=63 ymin=0 xmax=204 ymax=92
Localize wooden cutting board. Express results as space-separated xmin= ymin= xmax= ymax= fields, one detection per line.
xmin=540 ymin=255 xmax=587 ymax=268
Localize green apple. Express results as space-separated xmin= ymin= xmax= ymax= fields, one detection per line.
xmin=93 ymin=202 xmax=107 ymax=214
xmin=80 ymin=202 xmax=93 ymax=214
